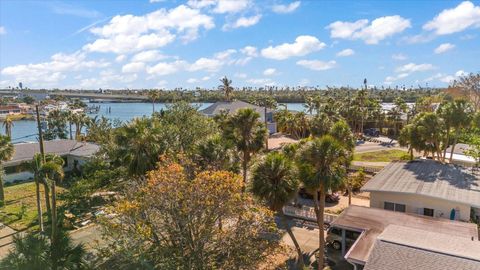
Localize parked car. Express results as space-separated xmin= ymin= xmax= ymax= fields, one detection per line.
xmin=326 ymin=227 xmax=361 ymax=250
xmin=298 ymin=188 xmax=340 ymax=203
xmin=364 ymin=128 xmax=380 ymax=137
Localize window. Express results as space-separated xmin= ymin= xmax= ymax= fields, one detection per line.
xmin=384 ymin=202 xmax=395 ymax=211
xmin=424 ymin=208 xmax=434 ymax=217
xmin=384 ymin=201 xmax=405 ymax=212
xmin=395 ymin=204 xmax=406 ymax=212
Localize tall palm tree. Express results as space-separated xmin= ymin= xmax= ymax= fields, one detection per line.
xmin=438 ymin=100 xmax=474 ymax=162
xmin=39 ymin=156 xmax=64 ymax=268
xmin=218 ymin=76 xmax=233 ymax=101
xmin=26 ymin=153 xmax=45 ymax=232
xmin=251 ymin=152 xmax=305 ymax=268
xmin=71 ymin=113 xmax=89 ymax=140
xmin=0 ymin=135 xmax=14 ymax=205
xmin=2 ymin=116 xmax=14 ymax=138
xmin=297 ymin=135 xmax=346 ymax=269
xmin=224 ymin=109 xmax=267 ymax=190
xmin=329 ymin=120 xmax=355 ymax=205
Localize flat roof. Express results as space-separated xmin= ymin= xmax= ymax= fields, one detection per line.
xmin=364 ymin=225 xmax=480 ymax=270
xmin=361 ymin=159 xmax=480 ymax=207
xmin=6 ymin=140 xmax=100 ymax=166
xmin=329 ymin=205 xmax=478 ymax=265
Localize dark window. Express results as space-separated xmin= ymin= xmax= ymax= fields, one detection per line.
xmin=384 ymin=202 xmax=395 ymax=211
xmin=424 ymin=208 xmax=434 ymax=217
xmin=395 ymin=204 xmax=406 ymax=213
xmin=330 ymin=228 xmax=341 ymax=236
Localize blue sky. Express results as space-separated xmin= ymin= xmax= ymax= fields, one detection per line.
xmin=0 ymin=0 xmax=479 ymax=90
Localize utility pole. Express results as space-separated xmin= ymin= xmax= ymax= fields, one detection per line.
xmin=35 ymin=105 xmax=45 ymax=232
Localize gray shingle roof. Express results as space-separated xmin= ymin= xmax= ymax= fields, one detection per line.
xmin=361 ymin=159 xmax=480 ymax=207
xmin=6 ymin=140 xmax=99 ymax=166
xmin=364 ymin=225 xmax=480 ymax=270
xmin=330 ymin=206 xmax=478 ymax=265
xmin=200 ymin=100 xmax=272 ymax=120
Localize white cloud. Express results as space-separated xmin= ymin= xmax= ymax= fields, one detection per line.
xmin=261 ymin=35 xmax=326 ymax=60
xmin=84 ymin=5 xmax=214 ymax=53
xmin=392 ymin=53 xmax=407 ymax=61
xmin=234 ymin=72 xmax=247 ymax=78
xmin=224 ymin=15 xmax=261 ymax=30
xmin=263 ymin=68 xmax=277 ymax=76
xmin=131 ymin=50 xmax=167 ymax=62
xmin=84 ymin=31 xmax=176 ymax=54
xmin=247 ymin=78 xmax=275 ymax=85
xmin=187 ymin=78 xmax=198 ymax=83
xmin=455 ymin=70 xmax=467 ymax=77
xmin=1 ymin=51 xmax=109 ymax=86
xmin=434 ymin=43 xmax=455 ymax=54
xmin=146 ymin=60 xmax=187 ymax=76
xmin=402 ymin=33 xmax=435 ymax=44
xmin=214 ymin=49 xmax=236 ymax=60
xmin=121 ymin=62 xmax=145 ymax=73
xmin=0 ymin=26 xmax=6 ymax=35
xmin=336 ymin=48 xmax=354 ymax=57
xmin=240 ymin=46 xmax=258 ymax=57
xmin=272 ymin=1 xmax=301 ymax=14
xmin=150 ymin=0 xmax=166 ymax=2
xmin=327 ymin=15 xmax=411 ymax=44
xmin=396 ymin=63 xmax=435 ymax=73
xmin=298 ymin=78 xmax=310 ymax=86
xmin=188 ymin=57 xmax=223 ymax=72
xmin=423 ymin=1 xmax=480 ymax=35
xmin=296 ymin=60 xmax=336 ymax=71
xmin=80 ymin=71 xmax=138 ymax=89
xmin=213 ymin=0 xmax=250 ymax=13
xmin=384 ymin=73 xmax=409 ymax=84
xmin=187 ymin=0 xmax=216 ymax=9
xmin=115 ymin=54 xmax=126 ymax=62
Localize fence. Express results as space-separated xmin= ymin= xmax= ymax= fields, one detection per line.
xmin=283 ymin=205 xmax=338 ymax=225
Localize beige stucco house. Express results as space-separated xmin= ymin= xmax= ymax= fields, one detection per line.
xmin=361 ymin=159 xmax=480 ymax=222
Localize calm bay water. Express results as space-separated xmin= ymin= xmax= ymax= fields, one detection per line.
xmin=3 ymin=102 xmax=308 ymax=143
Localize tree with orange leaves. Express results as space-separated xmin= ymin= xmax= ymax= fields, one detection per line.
xmin=98 ymin=161 xmax=278 ymax=269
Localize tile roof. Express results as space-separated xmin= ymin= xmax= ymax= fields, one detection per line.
xmin=6 ymin=140 xmax=99 ymax=166
xmin=329 ymin=206 xmax=478 ymax=265
xmin=361 ymin=159 xmax=480 ymax=207
xmin=364 ymin=225 xmax=480 ymax=270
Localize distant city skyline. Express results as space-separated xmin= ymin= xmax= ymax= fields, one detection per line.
xmin=0 ymin=0 xmax=479 ymax=89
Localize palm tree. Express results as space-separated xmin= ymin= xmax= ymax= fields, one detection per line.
xmin=0 ymin=229 xmax=87 ymax=270
xmin=148 ymin=90 xmax=161 ymax=113
xmin=329 ymin=120 xmax=355 ymax=205
xmin=251 ymin=152 xmax=305 ymax=268
xmin=297 ymin=135 xmax=346 ymax=269
xmin=39 ymin=156 xmax=64 ymax=267
xmin=2 ymin=116 xmax=14 ymax=138
xmin=26 ymin=153 xmax=45 ymax=232
xmin=0 ymin=233 xmax=50 ymax=270
xmin=218 ymin=76 xmax=233 ymax=101
xmin=64 ymin=111 xmax=74 ymax=140
xmin=0 ymin=135 xmax=14 ymax=205
xmin=438 ymin=100 xmax=473 ymax=162
xmin=111 ymin=118 xmax=163 ymax=176
xmin=224 ymin=109 xmax=267 ymax=190
xmin=71 ymin=113 xmax=89 ymax=140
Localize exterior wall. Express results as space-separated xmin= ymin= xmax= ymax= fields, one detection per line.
xmin=4 ymin=155 xmax=90 ymax=183
xmin=369 ymin=191 xmax=471 ymax=221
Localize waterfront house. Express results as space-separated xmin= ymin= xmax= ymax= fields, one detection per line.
xmin=361 ymin=159 xmax=480 ymax=222
xmin=328 ymin=205 xmax=480 ymax=270
xmin=4 ymin=140 xmax=99 ymax=183
xmin=0 ymin=104 xmax=23 ymax=118
xmin=201 ymin=100 xmax=277 ymax=134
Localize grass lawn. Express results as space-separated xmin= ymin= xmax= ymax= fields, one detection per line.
xmin=0 ymin=182 xmax=65 ymax=231
xmin=353 ymin=149 xmax=409 ymax=162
